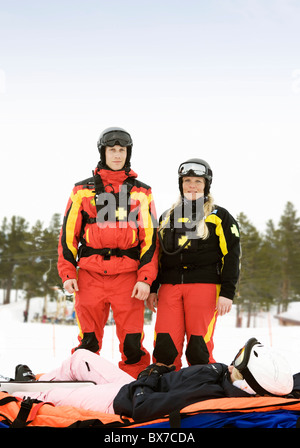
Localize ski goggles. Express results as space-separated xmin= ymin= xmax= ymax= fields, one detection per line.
xmin=101 ymin=130 xmax=132 ymax=148
xmin=232 ymin=338 xmax=259 ymax=372
xmin=178 ymin=162 xmax=208 ymax=177
xmin=232 ymin=338 xmax=272 ymax=396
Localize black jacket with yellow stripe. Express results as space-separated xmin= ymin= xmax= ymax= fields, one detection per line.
xmin=153 ymin=200 xmax=240 ymax=300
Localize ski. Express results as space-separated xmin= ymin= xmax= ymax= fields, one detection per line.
xmin=0 ymin=380 xmax=96 ymax=394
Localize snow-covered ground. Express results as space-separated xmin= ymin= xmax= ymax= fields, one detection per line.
xmin=1 ymin=294 xmax=300 ymax=379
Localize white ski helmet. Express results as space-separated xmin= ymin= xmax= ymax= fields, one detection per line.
xmin=232 ymin=338 xmax=293 ymax=396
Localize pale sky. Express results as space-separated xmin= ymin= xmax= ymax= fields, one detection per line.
xmin=1 ymin=0 xmax=300 ymax=232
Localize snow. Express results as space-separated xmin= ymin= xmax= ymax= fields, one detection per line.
xmin=1 ymin=295 xmax=300 ymax=379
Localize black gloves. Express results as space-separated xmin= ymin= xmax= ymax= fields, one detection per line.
xmin=137 ymin=363 xmax=175 ymax=379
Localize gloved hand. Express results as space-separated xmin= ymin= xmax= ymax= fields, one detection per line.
xmin=137 ymin=362 xmax=175 ymax=379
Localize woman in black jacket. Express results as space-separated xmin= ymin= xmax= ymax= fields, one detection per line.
xmin=115 ymin=338 xmax=295 ymax=422
xmin=148 ymin=159 xmax=241 ymax=369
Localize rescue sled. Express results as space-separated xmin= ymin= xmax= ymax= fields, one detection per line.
xmin=1 ymin=391 xmax=300 ymax=428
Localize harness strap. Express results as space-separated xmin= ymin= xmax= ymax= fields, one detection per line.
xmin=78 ymin=245 xmax=140 ymax=261
xmin=11 ymin=397 xmax=36 ymax=428
xmin=92 ymin=172 xmax=136 ymax=211
xmin=0 ymin=395 xmax=18 ymax=406
xmin=92 ymin=172 xmax=105 ymax=212
xmin=0 ymin=395 xmax=50 ymax=428
xmin=168 ymin=409 xmax=181 ymax=428
xmin=78 ymin=174 xmax=140 ymax=261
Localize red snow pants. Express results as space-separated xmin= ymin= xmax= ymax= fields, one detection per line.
xmin=153 ymin=283 xmax=220 ymax=370
xmin=73 ymin=268 xmax=150 ymax=378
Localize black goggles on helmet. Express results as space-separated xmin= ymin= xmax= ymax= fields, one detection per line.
xmin=232 ymin=337 xmax=271 ymax=396
xmin=101 ymin=131 xmax=132 ymax=148
xmin=178 ymin=162 xmax=208 ymax=177
xmin=232 ymin=338 xmax=259 ymax=372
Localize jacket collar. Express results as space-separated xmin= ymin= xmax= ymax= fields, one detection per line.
xmin=94 ymin=167 xmax=137 ymax=190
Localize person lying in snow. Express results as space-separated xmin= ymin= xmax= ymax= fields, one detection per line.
xmin=6 ymin=338 xmax=300 ymax=422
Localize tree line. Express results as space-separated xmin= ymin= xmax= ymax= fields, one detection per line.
xmin=0 ymin=214 xmax=62 ymax=313
xmin=236 ymin=202 xmax=300 ymax=325
xmin=0 ymin=202 xmax=300 ymax=325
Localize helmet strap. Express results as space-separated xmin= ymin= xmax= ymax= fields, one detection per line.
xmin=242 ymin=367 xmax=273 ymax=396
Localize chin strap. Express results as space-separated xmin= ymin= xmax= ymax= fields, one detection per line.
xmin=242 ymin=367 xmax=273 ymax=396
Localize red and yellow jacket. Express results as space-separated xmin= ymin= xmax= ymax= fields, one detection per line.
xmin=58 ymin=167 xmax=158 ymax=285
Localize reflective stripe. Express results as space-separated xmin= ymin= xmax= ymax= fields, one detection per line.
xmin=130 ymin=191 xmax=155 ymax=258
xmin=204 ymin=284 xmax=220 ymax=344
xmin=66 ymin=189 xmax=95 ymax=259
xmin=206 ymin=214 xmax=228 ymax=256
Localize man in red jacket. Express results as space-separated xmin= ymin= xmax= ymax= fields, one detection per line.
xmin=58 ymin=127 xmax=158 ymax=378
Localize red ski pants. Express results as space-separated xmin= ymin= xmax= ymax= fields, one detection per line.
xmin=73 ymin=269 xmax=150 ymax=378
xmin=153 ymin=283 xmax=220 ymax=370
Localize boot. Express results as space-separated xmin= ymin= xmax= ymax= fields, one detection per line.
xmin=14 ymin=364 xmax=36 ymax=382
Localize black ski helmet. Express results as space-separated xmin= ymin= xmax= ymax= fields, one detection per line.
xmin=97 ymin=127 xmax=133 ymax=169
xmin=178 ymin=158 xmax=213 ymax=196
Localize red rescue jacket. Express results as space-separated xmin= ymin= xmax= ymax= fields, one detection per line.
xmin=58 ymin=167 xmax=158 ymax=285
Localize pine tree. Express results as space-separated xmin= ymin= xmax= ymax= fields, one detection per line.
xmin=40 ymin=213 xmax=62 ymax=296
xmin=236 ymin=212 xmax=265 ymax=326
xmin=277 ymin=202 xmax=300 ymax=312
xmin=14 ymin=214 xmax=62 ymax=317
xmin=0 ymin=216 xmax=30 ymax=304
xmin=259 ymin=220 xmax=280 ymax=300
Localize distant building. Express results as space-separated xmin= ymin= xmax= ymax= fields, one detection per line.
xmin=275 ymin=304 xmax=300 ymax=326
